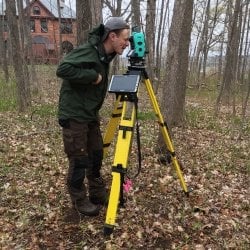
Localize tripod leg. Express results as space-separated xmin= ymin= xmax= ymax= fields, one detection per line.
xmin=103 ymin=95 xmax=123 ymax=158
xmin=104 ymin=101 xmax=136 ymax=235
xmin=144 ymin=78 xmax=188 ymax=194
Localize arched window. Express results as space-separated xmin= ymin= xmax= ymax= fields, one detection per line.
xmin=33 ymin=6 xmax=40 ymax=15
xmin=62 ymin=41 xmax=73 ymax=54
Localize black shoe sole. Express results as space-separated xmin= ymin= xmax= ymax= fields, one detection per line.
xmin=74 ymin=205 xmax=101 ymax=216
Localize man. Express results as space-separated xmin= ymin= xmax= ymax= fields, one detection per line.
xmin=56 ymin=17 xmax=130 ymax=216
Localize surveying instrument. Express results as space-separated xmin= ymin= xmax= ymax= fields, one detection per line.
xmin=103 ymin=27 xmax=189 ymax=236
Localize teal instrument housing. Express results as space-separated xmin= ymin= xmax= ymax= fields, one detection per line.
xmin=128 ymin=26 xmax=147 ymax=59
xmin=131 ymin=31 xmax=146 ymax=58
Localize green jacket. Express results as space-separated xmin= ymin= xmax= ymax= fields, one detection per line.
xmin=56 ymin=24 xmax=116 ymax=122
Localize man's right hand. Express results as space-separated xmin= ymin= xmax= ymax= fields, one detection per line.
xmin=93 ymin=74 xmax=102 ymax=85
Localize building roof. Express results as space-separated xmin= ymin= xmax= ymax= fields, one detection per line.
xmin=40 ymin=0 xmax=76 ymax=18
xmin=0 ymin=0 xmax=76 ymax=19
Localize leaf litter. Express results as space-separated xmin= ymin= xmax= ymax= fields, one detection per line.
xmin=0 ymin=85 xmax=249 ymax=249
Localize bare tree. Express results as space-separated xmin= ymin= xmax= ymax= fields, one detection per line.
xmin=190 ymin=0 xmax=222 ymax=87
xmin=190 ymin=0 xmax=207 ymax=88
xmin=56 ymin=0 xmax=63 ymax=56
xmin=91 ymin=0 xmax=103 ymax=26
xmin=0 ymin=0 xmax=9 ymax=82
xmin=145 ymin=0 xmax=156 ymax=83
xmin=215 ymin=0 xmax=242 ymax=115
xmin=24 ymin=0 xmax=38 ymax=93
xmin=6 ymin=0 xmax=31 ymax=111
xmin=242 ymin=68 xmax=250 ymax=118
xmin=131 ymin=0 xmax=140 ymax=26
xmin=104 ymin=0 xmax=122 ymax=17
xmin=201 ymin=0 xmax=211 ymax=80
xmin=157 ymin=0 xmax=194 ymax=152
xmin=155 ymin=0 xmax=169 ymax=92
xmin=240 ymin=1 xmax=250 ymax=117
xmin=161 ymin=0 xmax=194 ymax=126
xmin=16 ymin=0 xmax=31 ymax=95
xmin=217 ymin=0 xmax=232 ymax=84
xmin=238 ymin=1 xmax=249 ymax=86
xmin=76 ymin=0 xmax=92 ymax=45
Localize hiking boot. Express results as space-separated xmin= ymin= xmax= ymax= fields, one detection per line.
xmin=74 ymin=197 xmax=101 ymax=216
xmin=88 ymin=176 xmax=108 ymax=205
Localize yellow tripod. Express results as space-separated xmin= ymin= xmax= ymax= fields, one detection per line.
xmin=103 ymin=67 xmax=188 ymax=236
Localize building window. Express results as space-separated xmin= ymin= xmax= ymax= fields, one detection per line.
xmin=30 ymin=19 xmax=35 ymax=32
xmin=41 ymin=19 xmax=48 ymax=33
xmin=60 ymin=20 xmax=73 ymax=34
xmin=33 ymin=6 xmax=40 ymax=15
xmin=62 ymin=41 xmax=73 ymax=54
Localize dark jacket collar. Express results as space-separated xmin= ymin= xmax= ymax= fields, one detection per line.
xmin=95 ymin=43 xmax=116 ymax=64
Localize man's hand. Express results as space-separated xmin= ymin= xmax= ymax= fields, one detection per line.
xmin=93 ymin=74 xmax=102 ymax=85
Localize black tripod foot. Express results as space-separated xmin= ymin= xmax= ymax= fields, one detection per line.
xmin=184 ymin=187 xmax=194 ymax=197
xmin=104 ymin=224 xmax=114 ymax=236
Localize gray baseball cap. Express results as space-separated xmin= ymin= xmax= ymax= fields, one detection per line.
xmin=102 ymin=17 xmax=129 ymax=41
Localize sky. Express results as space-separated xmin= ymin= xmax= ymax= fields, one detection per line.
xmin=64 ymin=0 xmax=75 ymax=10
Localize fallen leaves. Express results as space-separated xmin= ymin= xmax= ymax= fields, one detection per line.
xmin=0 ymin=91 xmax=250 ymax=249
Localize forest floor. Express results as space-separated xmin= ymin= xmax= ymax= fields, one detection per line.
xmin=0 ymin=71 xmax=249 ymax=249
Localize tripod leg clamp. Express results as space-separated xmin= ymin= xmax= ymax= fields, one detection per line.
xmin=112 ymin=164 xmax=126 ymax=206
xmin=119 ymin=125 xmax=133 ymax=139
xmin=112 ymin=164 xmax=127 ymax=174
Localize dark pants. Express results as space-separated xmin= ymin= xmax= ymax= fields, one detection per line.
xmin=60 ymin=119 xmax=103 ymax=201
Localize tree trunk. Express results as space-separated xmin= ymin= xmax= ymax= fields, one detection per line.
xmin=215 ymin=0 xmax=241 ymax=115
xmin=241 ymin=5 xmax=250 ymax=116
xmin=239 ymin=2 xmax=249 ymax=86
xmin=25 ymin=0 xmax=38 ymax=93
xmin=242 ymin=68 xmax=250 ymax=118
xmin=158 ymin=0 xmax=193 ymax=152
xmin=237 ymin=1 xmax=246 ymax=82
xmin=6 ymin=0 xmax=31 ymax=111
xmin=191 ymin=0 xmax=207 ymax=88
xmin=76 ymin=0 xmax=92 ymax=45
xmin=131 ymin=0 xmax=140 ymax=27
xmin=16 ymin=0 xmax=31 ymax=98
xmin=201 ymin=0 xmax=210 ymax=81
xmin=91 ymin=0 xmax=103 ymax=26
xmin=0 ymin=4 xmax=9 ymax=82
xmin=154 ymin=0 xmax=169 ymax=92
xmin=145 ymin=0 xmax=156 ymax=82
xmin=217 ymin=1 xmax=232 ymax=85
xmin=56 ymin=0 xmax=63 ymax=57
xmin=238 ymin=67 xmax=250 ymax=140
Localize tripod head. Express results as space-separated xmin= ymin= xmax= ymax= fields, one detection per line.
xmin=127 ymin=26 xmax=148 ymax=67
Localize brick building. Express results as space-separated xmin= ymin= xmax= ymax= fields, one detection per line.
xmin=0 ymin=0 xmax=77 ymax=63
